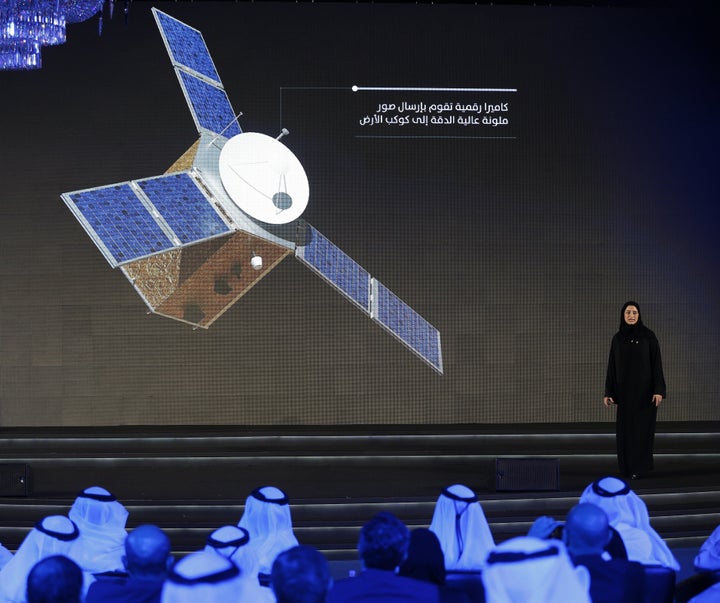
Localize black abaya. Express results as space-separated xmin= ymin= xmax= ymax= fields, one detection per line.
xmin=605 ymin=325 xmax=666 ymax=476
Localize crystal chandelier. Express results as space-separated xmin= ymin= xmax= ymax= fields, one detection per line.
xmin=0 ymin=0 xmax=108 ymax=70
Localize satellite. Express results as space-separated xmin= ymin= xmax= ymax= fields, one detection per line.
xmin=61 ymin=8 xmax=443 ymax=374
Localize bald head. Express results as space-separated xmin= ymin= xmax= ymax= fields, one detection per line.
xmin=124 ymin=524 xmax=171 ymax=578
xmin=564 ymin=503 xmax=611 ymax=556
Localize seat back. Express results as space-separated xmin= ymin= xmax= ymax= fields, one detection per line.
xmin=446 ymin=570 xmax=485 ymax=603
xmin=643 ymin=564 xmax=676 ymax=603
xmin=675 ymin=571 xmax=720 ymax=603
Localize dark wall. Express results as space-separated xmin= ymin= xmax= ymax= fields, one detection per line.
xmin=0 ymin=2 xmax=717 ymax=426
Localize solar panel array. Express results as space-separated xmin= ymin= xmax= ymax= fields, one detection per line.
xmin=373 ymin=281 xmax=443 ymax=374
xmin=295 ymin=225 xmax=371 ymax=313
xmin=295 ymin=224 xmax=443 ymax=373
xmin=67 ymin=184 xmax=175 ymax=266
xmin=152 ymin=10 xmax=221 ymax=84
xmin=153 ymin=8 xmax=242 ymax=139
xmin=177 ymin=71 xmax=242 ymax=138
xmin=137 ymin=173 xmax=230 ymax=244
xmin=64 ymin=171 xmax=231 ymax=268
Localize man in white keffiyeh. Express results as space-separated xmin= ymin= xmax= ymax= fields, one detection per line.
xmin=0 ymin=515 xmax=81 ymax=603
xmin=68 ymin=485 xmax=129 ymax=574
xmin=429 ymin=484 xmax=495 ymax=571
xmin=579 ymin=476 xmax=679 ymax=570
xmin=0 ymin=542 xmax=11 ymax=570
xmin=205 ymin=525 xmax=272 ymax=603
xmin=694 ymin=524 xmax=720 ymax=572
xmin=238 ymin=486 xmax=299 ymax=582
xmin=160 ymin=550 xmax=246 ymax=603
xmin=482 ymin=536 xmax=591 ymax=603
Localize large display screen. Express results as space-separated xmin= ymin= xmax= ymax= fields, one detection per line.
xmin=0 ymin=2 xmax=716 ymax=426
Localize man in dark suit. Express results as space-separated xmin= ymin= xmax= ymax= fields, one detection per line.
xmin=564 ymin=503 xmax=645 ymax=603
xmin=85 ymin=524 xmax=172 ymax=603
xmin=326 ymin=512 xmax=439 ymax=603
xmin=272 ymin=545 xmax=332 ymax=603
xmin=27 ymin=556 xmax=83 ymax=603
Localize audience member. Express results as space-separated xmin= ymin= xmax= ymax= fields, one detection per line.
xmin=481 ymin=536 xmax=591 ymax=603
xmin=579 ymin=476 xmax=679 ymax=569
xmin=0 ymin=516 xmax=80 ymax=603
xmin=673 ymin=525 xmax=720 ymax=603
xmin=26 ymin=555 xmax=83 ymax=603
xmin=687 ymin=582 xmax=720 ymax=603
xmin=563 ymin=503 xmax=645 ymax=603
xmin=0 ymin=542 xmax=11 ymax=570
xmin=0 ymin=479 xmax=690 ymax=603
xmin=238 ymin=486 xmax=299 ymax=582
xmin=68 ymin=486 xmax=129 ymax=574
xmin=694 ymin=524 xmax=720 ymax=572
xmin=271 ymin=545 xmax=332 ymax=603
xmin=205 ymin=525 xmax=272 ymax=602
xmin=160 ymin=549 xmax=245 ymax=603
xmin=430 ymin=484 xmax=495 ymax=571
xmin=326 ymin=511 xmax=438 ymax=602
xmin=205 ymin=525 xmax=251 ymax=562
xmin=85 ymin=524 xmax=172 ymax=603
xmin=399 ymin=528 xmax=472 ymax=603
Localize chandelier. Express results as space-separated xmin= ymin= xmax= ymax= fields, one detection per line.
xmin=0 ymin=0 xmax=111 ymax=70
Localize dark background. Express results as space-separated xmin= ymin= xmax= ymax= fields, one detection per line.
xmin=0 ymin=2 xmax=717 ymax=426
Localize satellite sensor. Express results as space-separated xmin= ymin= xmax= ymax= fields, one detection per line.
xmin=61 ymin=9 xmax=443 ymax=374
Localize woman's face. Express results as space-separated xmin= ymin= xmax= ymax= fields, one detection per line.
xmin=624 ymin=305 xmax=639 ymax=325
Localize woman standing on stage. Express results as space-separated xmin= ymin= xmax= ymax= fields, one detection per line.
xmin=603 ymin=301 xmax=667 ymax=479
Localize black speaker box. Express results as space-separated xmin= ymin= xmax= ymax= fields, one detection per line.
xmin=495 ymin=458 xmax=559 ymax=492
xmin=0 ymin=463 xmax=30 ymax=496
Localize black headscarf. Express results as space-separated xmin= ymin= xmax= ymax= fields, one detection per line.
xmin=619 ymin=300 xmax=648 ymax=341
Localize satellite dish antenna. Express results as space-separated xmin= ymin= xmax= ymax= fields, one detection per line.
xmin=218 ymin=131 xmax=309 ymax=225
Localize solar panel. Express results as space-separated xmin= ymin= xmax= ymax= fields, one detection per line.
xmin=295 ymin=225 xmax=371 ymax=313
xmin=296 ymin=225 xmax=442 ymax=372
xmin=153 ymin=8 xmax=241 ymax=139
xmin=136 ymin=172 xmax=231 ymax=244
xmin=153 ymin=8 xmax=221 ymax=84
xmin=65 ymin=183 xmax=175 ymax=267
xmin=177 ymin=70 xmax=242 ymax=138
xmin=64 ymin=171 xmax=233 ymax=268
xmin=372 ymin=280 xmax=443 ymax=374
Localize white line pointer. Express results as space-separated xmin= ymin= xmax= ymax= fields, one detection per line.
xmin=351 ymin=86 xmax=517 ymax=92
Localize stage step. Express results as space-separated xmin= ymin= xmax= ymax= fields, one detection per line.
xmin=0 ymin=490 xmax=717 ymax=558
xmin=0 ymin=423 xmax=717 ymax=559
